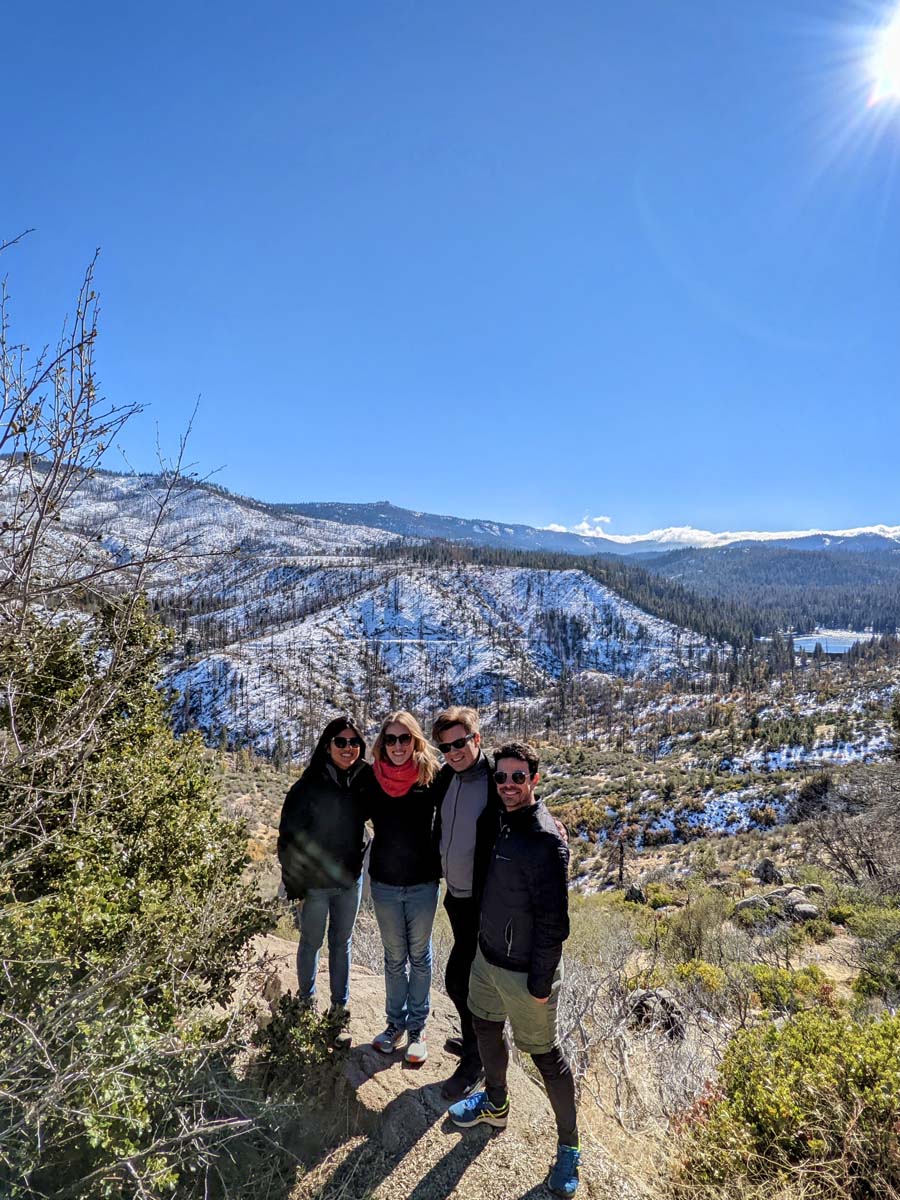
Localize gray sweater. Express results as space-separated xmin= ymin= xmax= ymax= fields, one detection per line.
xmin=440 ymin=753 xmax=490 ymax=898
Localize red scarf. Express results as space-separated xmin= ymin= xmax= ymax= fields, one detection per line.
xmin=373 ymin=757 xmax=419 ymax=798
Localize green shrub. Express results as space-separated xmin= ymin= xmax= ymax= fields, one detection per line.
xmin=746 ymin=964 xmax=829 ymax=1014
xmin=672 ymin=1009 xmax=900 ymax=1199
xmin=0 ymin=608 xmax=271 ymax=1196
xmin=662 ymin=890 xmax=732 ymax=962
xmin=673 ymin=960 xmax=727 ymax=994
xmin=646 ymin=881 xmax=680 ymax=909
xmin=253 ymin=994 xmax=342 ymax=1100
xmin=798 ymin=917 xmax=836 ymax=944
xmin=826 ymin=901 xmax=856 ymax=925
xmin=731 ymin=903 xmax=776 ymax=930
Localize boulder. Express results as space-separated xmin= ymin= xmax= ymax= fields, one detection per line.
xmin=626 ymin=987 xmax=686 ymax=1040
xmin=791 ymin=902 xmax=821 ymax=922
xmin=803 ymin=883 xmax=826 ymax=898
xmin=754 ymin=858 xmax=784 ymax=885
xmin=624 ymin=883 xmax=647 ymax=904
xmin=733 ymin=895 xmax=770 ymax=914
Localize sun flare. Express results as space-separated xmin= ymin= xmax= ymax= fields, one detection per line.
xmin=868 ymin=8 xmax=900 ymax=105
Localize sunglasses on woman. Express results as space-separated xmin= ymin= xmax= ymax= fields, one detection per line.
xmin=383 ymin=732 xmax=412 ymax=746
xmin=493 ymin=769 xmax=530 ymax=785
xmin=437 ymin=732 xmax=476 ymax=754
xmin=332 ymin=736 xmax=363 ymax=749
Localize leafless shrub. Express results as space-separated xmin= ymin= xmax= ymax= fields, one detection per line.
xmin=803 ymin=762 xmax=900 ymax=897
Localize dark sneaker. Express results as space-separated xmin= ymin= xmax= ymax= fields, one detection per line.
xmin=443 ymin=1036 xmax=464 ymax=1058
xmin=373 ymin=1024 xmax=406 ymax=1054
xmin=405 ymin=1029 xmax=427 ymax=1064
xmin=448 ymin=1089 xmax=509 ymax=1129
xmin=440 ymin=1060 xmax=485 ymax=1103
xmin=548 ymin=1142 xmax=581 ymax=1197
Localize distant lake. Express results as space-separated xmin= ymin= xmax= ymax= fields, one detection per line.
xmin=792 ymin=631 xmax=875 ymax=655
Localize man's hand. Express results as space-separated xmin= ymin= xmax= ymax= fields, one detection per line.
xmin=533 ymin=995 xmax=550 ymax=1005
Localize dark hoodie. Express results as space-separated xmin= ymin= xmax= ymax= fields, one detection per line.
xmin=278 ymin=718 xmax=370 ymax=899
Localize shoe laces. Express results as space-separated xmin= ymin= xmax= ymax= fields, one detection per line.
xmin=554 ymin=1144 xmax=581 ymax=1171
xmin=460 ymin=1090 xmax=490 ymax=1113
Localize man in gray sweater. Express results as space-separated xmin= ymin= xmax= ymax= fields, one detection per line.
xmin=431 ymin=706 xmax=502 ymax=1102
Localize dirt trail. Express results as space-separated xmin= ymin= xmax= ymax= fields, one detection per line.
xmin=257 ymin=935 xmax=645 ymax=1200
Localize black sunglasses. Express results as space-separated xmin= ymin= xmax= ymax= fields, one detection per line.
xmin=384 ymin=732 xmax=412 ymax=746
xmin=332 ymin=736 xmax=363 ymax=749
xmin=494 ymin=769 xmax=530 ymax=785
xmin=437 ymin=732 xmax=476 ymax=754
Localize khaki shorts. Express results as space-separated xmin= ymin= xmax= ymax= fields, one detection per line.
xmin=467 ymin=945 xmax=563 ymax=1054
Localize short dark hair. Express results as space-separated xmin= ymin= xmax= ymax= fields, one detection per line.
xmin=493 ymin=742 xmax=539 ymax=777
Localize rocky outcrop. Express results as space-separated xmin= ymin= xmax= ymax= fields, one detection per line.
xmin=626 ymin=987 xmax=686 ymax=1041
xmin=753 ymin=858 xmax=784 ymax=886
xmin=253 ymin=935 xmax=643 ymax=1200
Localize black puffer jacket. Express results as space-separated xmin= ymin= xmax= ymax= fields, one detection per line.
xmin=477 ymin=800 xmax=569 ymax=999
xmin=278 ymin=733 xmax=370 ymax=899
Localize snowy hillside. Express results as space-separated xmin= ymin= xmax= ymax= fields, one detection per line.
xmin=168 ymin=564 xmax=711 ymax=753
xmin=2 ymin=461 xmax=714 ymax=752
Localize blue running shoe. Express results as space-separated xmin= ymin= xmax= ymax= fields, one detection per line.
xmin=448 ymin=1089 xmax=509 ymax=1129
xmin=548 ymin=1142 xmax=581 ymax=1197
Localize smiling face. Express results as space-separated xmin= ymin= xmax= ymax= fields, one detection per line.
xmin=438 ymin=723 xmax=480 ymax=773
xmin=329 ymin=726 xmax=361 ymax=771
xmin=494 ymin=756 xmax=539 ymax=812
xmin=383 ymin=720 xmax=415 ymax=767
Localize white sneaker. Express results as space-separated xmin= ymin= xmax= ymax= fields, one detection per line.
xmin=373 ymin=1025 xmax=406 ymax=1054
xmin=405 ymin=1029 xmax=427 ymax=1064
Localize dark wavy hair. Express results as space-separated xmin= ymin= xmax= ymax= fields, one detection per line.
xmin=493 ymin=741 xmax=539 ymax=777
xmin=303 ymin=714 xmax=366 ymax=777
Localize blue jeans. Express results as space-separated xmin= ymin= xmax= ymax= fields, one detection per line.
xmin=370 ymin=880 xmax=439 ymax=1031
xmin=296 ymin=875 xmax=363 ymax=1007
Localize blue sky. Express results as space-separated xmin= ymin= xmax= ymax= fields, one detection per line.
xmin=3 ymin=0 xmax=900 ymax=534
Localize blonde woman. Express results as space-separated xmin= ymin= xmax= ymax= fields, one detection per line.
xmin=364 ymin=711 xmax=441 ymax=1064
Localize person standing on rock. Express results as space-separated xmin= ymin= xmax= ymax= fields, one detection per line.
xmin=364 ymin=711 xmax=442 ymax=1065
xmin=430 ymin=706 xmax=504 ymax=1103
xmin=278 ymin=716 xmax=370 ymax=1042
xmin=449 ymin=742 xmax=580 ymax=1200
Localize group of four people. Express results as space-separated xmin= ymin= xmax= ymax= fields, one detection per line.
xmin=277 ymin=705 xmax=581 ymax=1198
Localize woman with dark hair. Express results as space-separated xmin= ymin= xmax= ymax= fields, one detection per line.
xmin=365 ymin=710 xmax=441 ymax=1065
xmin=278 ymin=716 xmax=370 ymax=1029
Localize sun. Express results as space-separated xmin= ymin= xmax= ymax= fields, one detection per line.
xmin=868 ymin=7 xmax=900 ymax=105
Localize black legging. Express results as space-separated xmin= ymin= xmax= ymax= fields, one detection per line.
xmin=443 ymin=893 xmax=482 ymax=1066
xmin=472 ymin=1014 xmax=578 ymax=1146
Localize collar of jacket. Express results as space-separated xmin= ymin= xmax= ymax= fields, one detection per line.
xmin=325 ymin=759 xmax=366 ymax=788
xmin=455 ymin=751 xmax=489 ymax=783
xmin=499 ymin=799 xmax=542 ymax=827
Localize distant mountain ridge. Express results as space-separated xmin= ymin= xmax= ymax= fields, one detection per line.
xmin=276 ymin=499 xmax=900 ymax=557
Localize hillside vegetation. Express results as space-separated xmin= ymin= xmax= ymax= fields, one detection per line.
xmin=3 ymin=247 xmax=900 ymax=1200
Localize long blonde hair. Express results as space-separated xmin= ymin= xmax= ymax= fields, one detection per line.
xmin=372 ymin=710 xmax=440 ymax=787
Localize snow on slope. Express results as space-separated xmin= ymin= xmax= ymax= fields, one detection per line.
xmin=170 ymin=566 xmax=712 ymax=750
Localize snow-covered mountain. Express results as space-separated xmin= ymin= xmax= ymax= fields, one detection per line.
xmin=2 ymin=463 xmax=714 ymax=750
xmin=167 ymin=562 xmax=710 ymax=751
xmin=280 ymin=500 xmax=900 ymax=556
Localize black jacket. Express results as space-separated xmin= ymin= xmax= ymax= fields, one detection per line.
xmin=278 ymin=758 xmax=370 ymax=899
xmin=363 ymin=774 xmax=440 ymax=887
xmin=477 ymin=800 xmax=569 ymax=999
